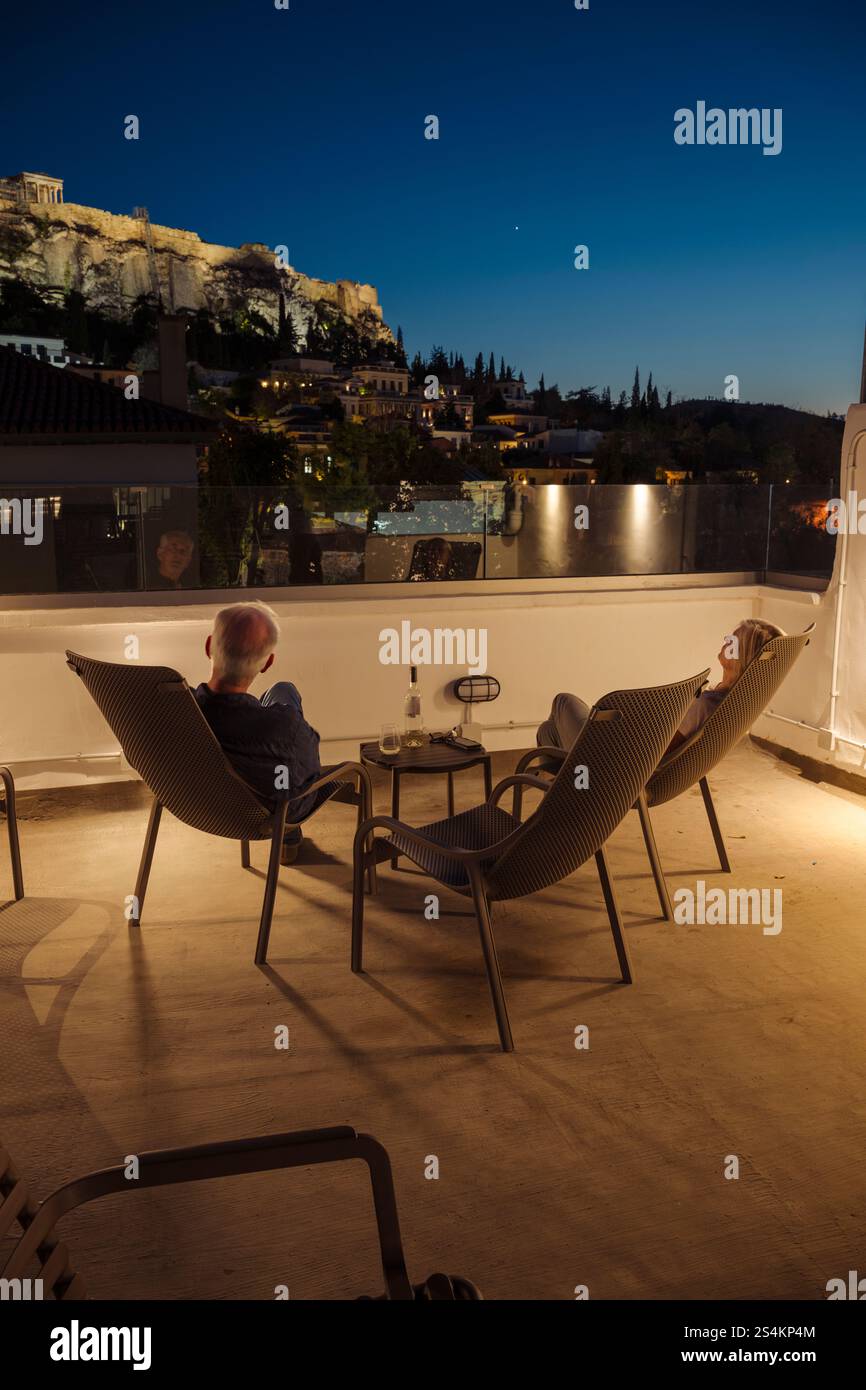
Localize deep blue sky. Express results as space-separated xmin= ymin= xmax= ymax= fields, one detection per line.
xmin=3 ymin=0 xmax=865 ymax=412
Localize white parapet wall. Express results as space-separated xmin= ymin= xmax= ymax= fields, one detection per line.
xmin=0 ymin=572 xmax=830 ymax=790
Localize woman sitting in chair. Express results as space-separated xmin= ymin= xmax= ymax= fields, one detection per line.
xmin=538 ymin=618 xmax=785 ymax=758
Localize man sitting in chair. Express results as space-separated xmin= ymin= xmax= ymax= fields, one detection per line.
xmin=193 ymin=602 xmax=327 ymax=864
xmin=538 ymin=618 xmax=785 ymax=758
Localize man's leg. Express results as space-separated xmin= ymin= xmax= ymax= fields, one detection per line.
xmin=260 ymin=681 xmax=303 ymax=712
xmin=258 ymin=684 xmax=347 ymax=864
xmin=260 ymin=684 xmax=306 ymax=861
xmin=549 ymin=692 xmax=591 ymax=750
xmin=536 ymin=694 xmax=590 ymax=750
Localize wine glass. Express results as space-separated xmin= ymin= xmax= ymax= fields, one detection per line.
xmin=379 ymin=723 xmax=401 ymax=756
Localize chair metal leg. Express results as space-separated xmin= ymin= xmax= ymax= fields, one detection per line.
xmin=468 ymin=869 xmax=514 ymax=1053
xmin=595 ymin=846 xmax=633 ymax=984
xmin=389 ymin=769 xmax=400 ymax=869
xmin=351 ymin=827 xmax=367 ymax=973
xmin=635 ymin=793 xmax=673 ymax=921
xmin=0 ymin=767 xmax=24 ymax=901
xmin=131 ymin=798 xmax=162 ymax=925
xmin=699 ymin=777 xmax=731 ymax=872
xmin=241 ymin=840 xmax=250 ymax=868
xmin=357 ymin=770 xmax=376 ymax=895
xmin=255 ymin=802 xmax=288 ymax=965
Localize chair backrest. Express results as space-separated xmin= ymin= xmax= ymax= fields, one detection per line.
xmin=66 ymin=651 xmax=274 ymax=840
xmin=646 ymin=624 xmax=814 ymax=808
xmin=487 ymin=669 xmax=709 ymax=901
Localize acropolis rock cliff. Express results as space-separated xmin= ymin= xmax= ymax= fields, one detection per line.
xmin=0 ymin=177 xmax=391 ymax=347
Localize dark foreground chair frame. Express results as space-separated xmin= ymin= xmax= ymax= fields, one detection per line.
xmin=66 ymin=651 xmax=375 ymax=964
xmin=0 ymin=1127 xmax=481 ymax=1300
xmin=351 ymin=672 xmax=707 ymax=1051
xmin=0 ymin=765 xmax=24 ymax=901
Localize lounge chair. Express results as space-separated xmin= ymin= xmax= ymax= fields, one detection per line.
xmin=350 ymin=669 xmax=708 ymax=1051
xmin=0 ymin=765 xmax=24 ymax=902
xmin=518 ymin=624 xmax=815 ymax=919
xmin=0 ymin=1127 xmax=481 ymax=1300
xmin=65 ymin=651 xmax=375 ymax=964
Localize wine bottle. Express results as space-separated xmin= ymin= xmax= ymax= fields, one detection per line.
xmin=403 ymin=665 xmax=423 ymax=747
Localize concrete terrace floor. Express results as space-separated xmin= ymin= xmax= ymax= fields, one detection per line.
xmin=1 ymin=740 xmax=865 ymax=1302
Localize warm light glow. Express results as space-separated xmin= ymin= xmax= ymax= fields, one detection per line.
xmin=631 ymin=483 xmax=651 ymax=526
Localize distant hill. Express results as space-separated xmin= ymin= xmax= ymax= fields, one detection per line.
xmin=666 ymin=398 xmax=843 ymax=482
xmin=562 ymin=395 xmax=846 ymax=484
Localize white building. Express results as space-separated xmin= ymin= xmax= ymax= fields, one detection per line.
xmin=353 ymin=362 xmax=410 ymax=395
xmin=521 ymin=428 xmax=605 ymax=455
xmin=495 ymin=376 xmax=529 ymax=405
xmin=0 ymin=335 xmax=69 ymax=366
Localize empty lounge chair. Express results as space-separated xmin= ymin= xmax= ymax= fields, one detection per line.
xmin=350 ymin=670 xmax=708 ymax=1051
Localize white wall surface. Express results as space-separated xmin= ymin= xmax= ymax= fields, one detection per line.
xmin=0 ymin=575 xmax=822 ymax=789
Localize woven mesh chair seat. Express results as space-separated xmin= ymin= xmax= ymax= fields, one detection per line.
xmin=646 ymin=627 xmax=813 ymax=809
xmin=286 ymin=779 xmax=346 ymax=820
xmin=353 ymin=670 xmax=707 ymax=1052
xmin=65 ymin=650 xmax=374 ymax=966
xmin=488 ymin=674 xmax=706 ymax=901
xmin=384 ymin=804 xmax=520 ymax=890
xmin=65 ymin=651 xmax=349 ymax=841
xmin=384 ymin=672 xmax=705 ymax=902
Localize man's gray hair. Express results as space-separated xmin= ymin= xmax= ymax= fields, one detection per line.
xmin=211 ymin=602 xmax=280 ymax=684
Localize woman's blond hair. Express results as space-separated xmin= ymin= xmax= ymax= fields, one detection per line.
xmin=730 ymin=618 xmax=785 ymax=678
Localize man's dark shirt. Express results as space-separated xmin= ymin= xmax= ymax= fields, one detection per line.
xmin=193 ymin=682 xmax=322 ymax=814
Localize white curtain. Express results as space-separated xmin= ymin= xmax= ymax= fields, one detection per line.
xmin=828 ymin=404 xmax=866 ymax=766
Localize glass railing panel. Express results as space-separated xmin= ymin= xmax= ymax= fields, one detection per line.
xmin=0 ymin=482 xmax=838 ymax=596
xmin=765 ymin=485 xmax=837 ymax=577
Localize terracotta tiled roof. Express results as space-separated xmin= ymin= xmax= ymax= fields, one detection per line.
xmin=0 ymin=346 xmax=218 ymax=439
